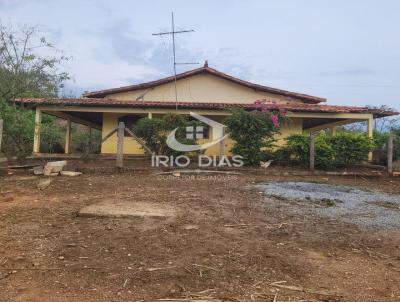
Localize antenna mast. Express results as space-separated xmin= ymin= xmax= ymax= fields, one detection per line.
xmin=153 ymin=12 xmax=198 ymax=110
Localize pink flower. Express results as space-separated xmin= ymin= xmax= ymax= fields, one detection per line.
xmin=271 ymin=114 xmax=280 ymax=128
xmin=254 ymin=99 xmax=266 ymax=105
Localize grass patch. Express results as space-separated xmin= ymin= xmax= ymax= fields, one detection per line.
xmin=269 ymin=194 xmax=287 ymax=201
xmin=316 ymin=198 xmax=338 ymax=207
xmin=372 ymin=201 xmax=400 ymax=210
xmin=302 ymin=196 xmax=340 ymax=207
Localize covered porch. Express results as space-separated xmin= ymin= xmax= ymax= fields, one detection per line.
xmin=32 ymin=106 xmax=233 ymax=157
xmin=33 ymin=107 xmax=103 ymax=156
xmin=30 ymin=103 xmax=377 ymax=159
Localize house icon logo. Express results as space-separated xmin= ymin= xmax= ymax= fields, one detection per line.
xmin=166 ymin=112 xmax=227 ymax=152
xmin=186 ymin=125 xmax=204 ymax=139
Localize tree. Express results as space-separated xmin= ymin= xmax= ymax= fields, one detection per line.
xmin=0 ymin=101 xmax=63 ymax=159
xmin=0 ymin=23 xmax=69 ymax=103
xmin=368 ymin=105 xmax=399 ymax=132
xmin=343 ymin=105 xmax=399 ymax=133
xmin=0 ymin=23 xmax=69 ymax=161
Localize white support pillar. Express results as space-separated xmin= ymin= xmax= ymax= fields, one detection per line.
xmin=65 ymin=118 xmax=72 ymax=154
xmin=33 ymin=108 xmax=42 ymax=153
xmin=367 ymin=117 xmax=374 ymax=161
xmin=148 ymin=112 xmax=153 ymax=119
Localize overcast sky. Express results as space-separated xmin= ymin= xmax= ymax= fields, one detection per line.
xmin=1 ymin=0 xmax=399 ymax=109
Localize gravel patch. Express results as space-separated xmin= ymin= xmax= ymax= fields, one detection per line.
xmin=256 ymin=181 xmax=400 ymax=229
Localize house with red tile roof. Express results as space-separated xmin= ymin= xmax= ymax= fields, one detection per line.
xmin=18 ymin=62 xmax=396 ymax=157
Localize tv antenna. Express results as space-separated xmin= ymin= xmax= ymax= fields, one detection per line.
xmin=153 ymin=12 xmax=198 ymax=109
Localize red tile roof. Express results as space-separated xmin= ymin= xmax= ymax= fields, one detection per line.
xmin=82 ymin=65 xmax=326 ymax=104
xmin=16 ymin=98 xmax=397 ymax=118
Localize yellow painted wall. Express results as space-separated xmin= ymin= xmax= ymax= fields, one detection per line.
xmin=275 ymin=118 xmax=303 ymax=146
xmin=101 ymin=113 xmax=145 ymax=155
xmin=105 ymin=73 xmax=305 ymax=104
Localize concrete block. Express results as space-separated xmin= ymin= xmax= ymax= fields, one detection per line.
xmin=60 ymin=171 xmax=82 ymax=177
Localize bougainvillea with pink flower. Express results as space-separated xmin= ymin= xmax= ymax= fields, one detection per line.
xmin=254 ymin=99 xmax=288 ymax=129
xmin=224 ymin=100 xmax=289 ymax=165
xmin=271 ymin=114 xmax=280 ymax=128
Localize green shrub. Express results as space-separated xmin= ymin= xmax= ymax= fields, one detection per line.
xmin=132 ymin=118 xmax=164 ymax=154
xmin=328 ymin=132 xmax=375 ymax=167
xmin=283 ymin=133 xmax=335 ymax=169
xmin=282 ymin=132 xmax=374 ymax=169
xmin=390 ymin=128 xmax=400 ymax=160
xmin=134 ymin=113 xmax=196 ymax=156
xmin=0 ymin=101 xmax=63 ymax=158
xmin=316 ymin=136 xmax=336 ymax=169
xmin=224 ymin=109 xmax=285 ymax=165
xmin=40 ymin=117 xmax=64 ymax=153
xmin=373 ymin=130 xmax=389 ymax=149
xmin=0 ymin=102 xmax=35 ymax=158
xmin=71 ymin=126 xmax=102 ymax=154
xmin=373 ymin=129 xmax=400 ymax=163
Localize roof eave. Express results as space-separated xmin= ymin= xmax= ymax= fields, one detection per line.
xmin=15 ymin=98 xmax=398 ymax=118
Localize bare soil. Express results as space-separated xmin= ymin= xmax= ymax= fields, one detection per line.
xmin=0 ymin=169 xmax=400 ymax=302
xmin=78 ymin=199 xmax=177 ymax=218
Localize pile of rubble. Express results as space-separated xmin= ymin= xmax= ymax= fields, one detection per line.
xmin=32 ymin=161 xmax=82 ymax=177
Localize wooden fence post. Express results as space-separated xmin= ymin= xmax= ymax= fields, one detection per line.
xmin=33 ymin=108 xmax=42 ymax=153
xmin=116 ymin=122 xmax=125 ymax=168
xmin=387 ymin=134 xmax=394 ymax=176
xmin=0 ymin=119 xmax=3 ymax=152
xmin=219 ymin=127 xmax=225 ymax=159
xmin=309 ymin=132 xmax=315 ymax=171
xmin=65 ymin=118 xmax=72 ymax=154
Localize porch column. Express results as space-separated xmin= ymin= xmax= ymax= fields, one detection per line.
xmin=65 ymin=118 xmax=72 ymax=154
xmin=367 ymin=117 xmax=374 ymax=161
xmin=33 ymin=108 xmax=42 ymax=153
xmin=331 ymin=126 xmax=337 ymax=135
xmin=148 ymin=112 xmax=153 ymax=119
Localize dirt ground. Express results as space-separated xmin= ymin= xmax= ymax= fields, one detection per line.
xmin=0 ymin=169 xmax=400 ymax=302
